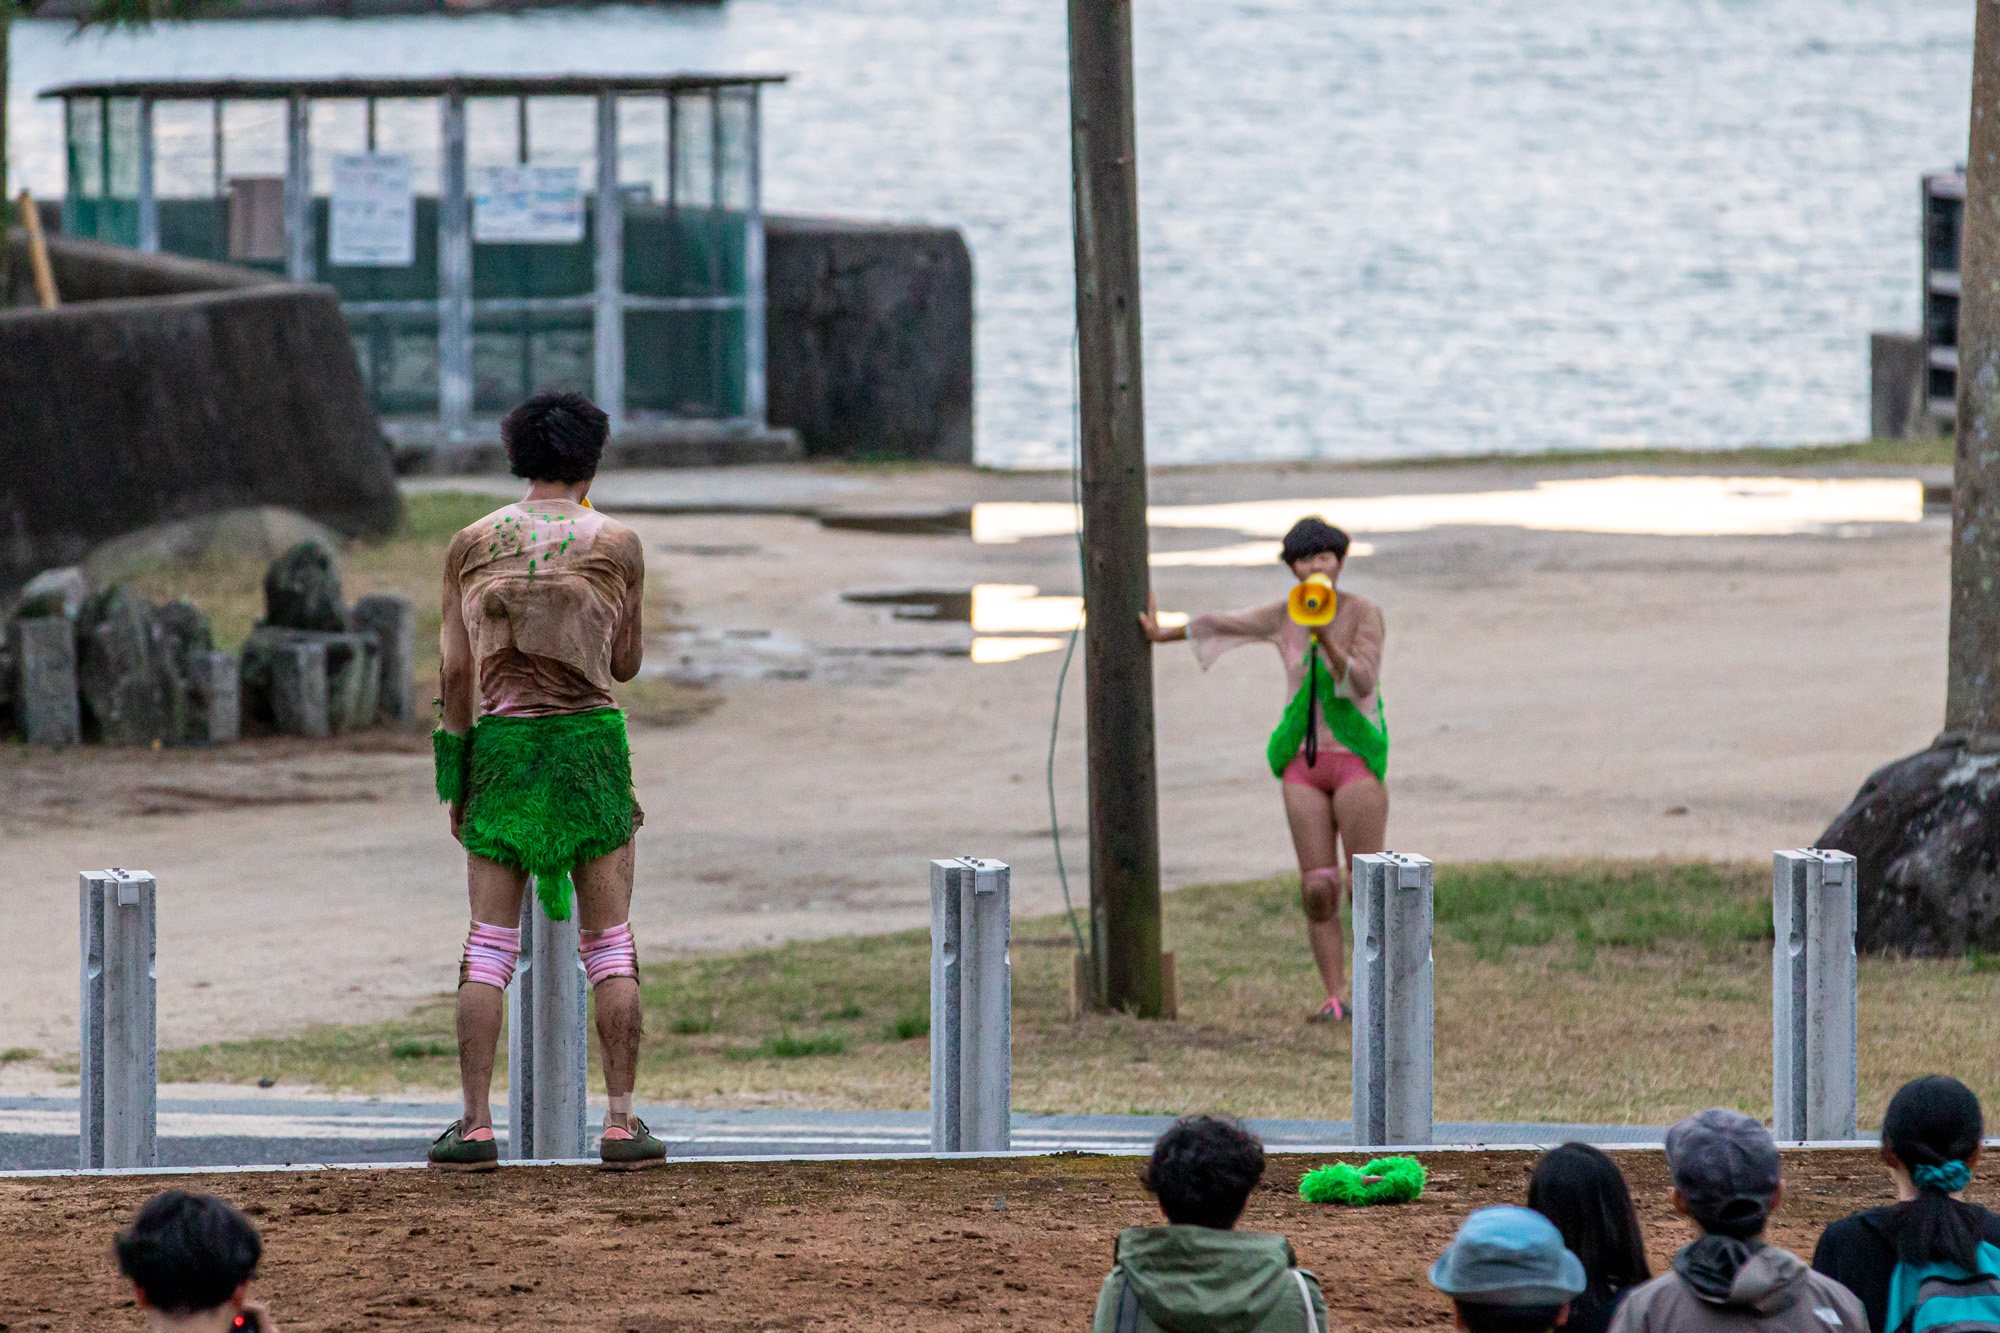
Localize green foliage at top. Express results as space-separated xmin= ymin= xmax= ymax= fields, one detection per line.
xmin=1433 ymin=859 xmax=1772 ymax=960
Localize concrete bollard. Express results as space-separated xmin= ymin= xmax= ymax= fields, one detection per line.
xmin=930 ymin=857 xmax=1011 ymax=1153
xmin=1351 ymin=852 xmax=1434 ymax=1147
xmin=506 ymin=892 xmax=589 ymax=1160
xmin=269 ymin=641 xmax=329 ymax=738
xmin=350 ymin=594 xmax=417 ymax=723
xmin=16 ymin=617 xmax=81 ymax=745
xmin=80 ymin=869 xmax=157 ymax=1169
xmin=1773 ymin=849 xmax=1858 ymax=1142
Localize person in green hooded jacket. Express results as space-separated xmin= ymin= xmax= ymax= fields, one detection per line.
xmin=1094 ymin=1116 xmax=1329 ymax=1333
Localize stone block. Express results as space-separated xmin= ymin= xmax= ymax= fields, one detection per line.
xmin=75 ymin=587 xmax=167 ymax=746
xmin=349 ymin=593 xmax=416 ymax=722
xmin=264 ymin=541 xmax=347 ymax=633
xmin=241 ymin=626 xmax=377 ymax=733
xmin=269 ymin=641 xmax=329 ymax=739
xmin=13 ymin=616 xmax=81 ymax=745
xmin=193 ymin=651 xmax=240 ymax=745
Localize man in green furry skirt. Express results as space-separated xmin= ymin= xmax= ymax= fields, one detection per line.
xmin=428 ymin=392 xmax=665 ymax=1171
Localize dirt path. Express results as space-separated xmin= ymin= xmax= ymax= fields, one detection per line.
xmin=0 ymin=1147 xmax=1954 ymax=1332
xmin=0 ymin=460 xmax=1951 ymax=1065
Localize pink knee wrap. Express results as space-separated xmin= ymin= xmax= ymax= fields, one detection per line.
xmin=460 ymin=921 xmax=521 ymax=990
xmin=579 ymin=922 xmax=638 ymax=986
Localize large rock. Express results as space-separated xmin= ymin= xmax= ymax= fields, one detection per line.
xmin=240 ymin=626 xmax=380 ymax=733
xmin=75 ymin=587 xmax=168 ymax=746
xmin=1817 ymin=737 xmax=2000 ymax=955
xmin=264 ymin=541 xmax=347 ymax=633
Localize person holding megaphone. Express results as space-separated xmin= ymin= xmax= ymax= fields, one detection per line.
xmin=1141 ymin=516 xmax=1387 ymax=1023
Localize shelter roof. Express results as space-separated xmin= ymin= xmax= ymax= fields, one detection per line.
xmin=42 ymin=73 xmax=785 ymax=101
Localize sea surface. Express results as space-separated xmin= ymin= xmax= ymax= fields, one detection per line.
xmin=6 ymin=0 xmax=1977 ymax=468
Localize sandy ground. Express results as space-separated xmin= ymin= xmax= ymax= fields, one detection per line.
xmin=0 ymin=459 xmax=1952 ymax=1066
xmin=0 ymin=1146 xmax=1954 ymax=1332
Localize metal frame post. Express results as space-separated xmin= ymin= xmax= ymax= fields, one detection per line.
xmin=283 ymin=92 xmax=312 ymax=282
xmin=136 ymin=97 xmax=157 ymax=254
xmin=80 ymin=869 xmax=157 ymax=1169
xmin=741 ymin=87 xmax=767 ymax=426
xmin=1773 ymin=849 xmax=1858 ymax=1142
xmin=438 ymin=89 xmax=473 ymax=443
xmin=1351 ymin=852 xmax=1434 ymax=1147
xmin=593 ymin=90 xmax=625 ymax=430
xmin=506 ymin=893 xmax=588 ymax=1160
xmin=930 ymin=858 xmax=1011 ymax=1152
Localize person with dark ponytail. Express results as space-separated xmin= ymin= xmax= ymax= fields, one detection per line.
xmin=1813 ymin=1075 xmax=1999 ymax=1333
xmin=1528 ymin=1143 xmax=1653 ymax=1333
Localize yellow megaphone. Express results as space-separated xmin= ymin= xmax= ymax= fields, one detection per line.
xmin=1287 ymin=573 xmax=1337 ymax=626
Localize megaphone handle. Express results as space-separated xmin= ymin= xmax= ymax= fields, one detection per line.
xmin=1303 ymin=642 xmax=1319 ymax=767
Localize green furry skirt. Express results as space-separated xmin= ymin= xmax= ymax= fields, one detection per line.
xmin=445 ymin=707 xmax=635 ymax=921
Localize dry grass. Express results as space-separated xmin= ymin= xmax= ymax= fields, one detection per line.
xmin=159 ymin=860 xmax=2000 ymax=1126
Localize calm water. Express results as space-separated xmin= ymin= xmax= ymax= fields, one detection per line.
xmin=7 ymin=0 xmax=1976 ymax=467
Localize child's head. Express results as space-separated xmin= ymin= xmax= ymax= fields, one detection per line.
xmin=1141 ymin=1115 xmax=1266 ymax=1229
xmin=1280 ymin=517 xmax=1350 ymax=580
xmin=1665 ymin=1108 xmax=1781 ymax=1240
xmin=1430 ymin=1205 xmax=1586 ymax=1333
xmin=115 ymin=1190 xmax=262 ymax=1319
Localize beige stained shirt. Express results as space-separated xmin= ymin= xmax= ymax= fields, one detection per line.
xmin=445 ymin=500 xmax=644 ymax=719
xmin=1187 ymin=592 xmax=1384 ymax=755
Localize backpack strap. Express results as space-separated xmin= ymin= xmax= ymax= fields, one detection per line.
xmin=1295 ymin=1271 xmax=1321 ymax=1333
xmin=1116 ymin=1274 xmax=1143 ymax=1333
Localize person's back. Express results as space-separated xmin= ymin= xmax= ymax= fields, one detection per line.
xmin=1094 ymin=1116 xmax=1327 ymax=1333
xmin=1610 ymin=1109 xmax=1865 ymax=1333
xmin=1813 ymin=1075 xmax=2000 ymax=1333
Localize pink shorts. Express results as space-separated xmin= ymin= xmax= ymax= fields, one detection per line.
xmin=1282 ymin=749 xmax=1375 ymax=794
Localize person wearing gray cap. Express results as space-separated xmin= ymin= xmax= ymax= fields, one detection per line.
xmin=1608 ymin=1109 xmax=1866 ymax=1333
xmin=1431 ymin=1205 xmax=1587 ymax=1333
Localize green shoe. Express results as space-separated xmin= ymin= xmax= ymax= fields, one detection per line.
xmin=599 ymin=1116 xmax=668 ymax=1170
xmin=428 ymin=1120 xmax=500 ymax=1172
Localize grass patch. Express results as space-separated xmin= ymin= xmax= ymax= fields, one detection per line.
xmin=155 ymin=859 xmax=2000 ymax=1125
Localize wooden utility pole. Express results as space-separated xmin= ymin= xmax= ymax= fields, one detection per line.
xmin=1068 ymin=0 xmax=1163 ymax=1016
xmin=1949 ymin=0 xmax=2000 ymax=746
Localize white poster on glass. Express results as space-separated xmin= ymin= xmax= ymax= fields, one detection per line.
xmin=328 ymin=153 xmax=415 ymax=267
xmin=473 ymin=164 xmax=585 ymax=244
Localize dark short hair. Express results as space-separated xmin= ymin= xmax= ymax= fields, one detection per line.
xmin=1882 ymin=1075 xmax=1986 ymax=1270
xmin=1280 ymin=517 xmax=1350 ymax=568
xmin=115 ymin=1190 xmax=262 ymax=1316
xmin=1528 ymin=1143 xmax=1650 ymax=1299
xmin=503 ymin=391 xmax=610 ymax=484
xmin=1142 ymin=1116 xmax=1266 ymax=1229
xmin=1454 ymin=1300 xmax=1569 ymax=1333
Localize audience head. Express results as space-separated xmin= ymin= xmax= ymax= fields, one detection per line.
xmin=1881 ymin=1074 xmax=1986 ymax=1269
xmin=1431 ymin=1205 xmax=1586 ymax=1333
xmin=1527 ymin=1143 xmax=1650 ymax=1295
xmin=115 ymin=1190 xmax=262 ymax=1320
xmin=503 ymin=391 xmax=609 ymax=485
xmin=1141 ymin=1115 xmax=1267 ymax=1230
xmin=1665 ymin=1108 xmax=1782 ymax=1240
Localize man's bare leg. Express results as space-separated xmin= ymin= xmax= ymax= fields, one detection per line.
xmin=574 ymin=840 xmax=641 ymax=1134
xmin=1283 ymin=782 xmax=1348 ymax=1007
xmin=459 ymin=853 xmax=529 ymax=1133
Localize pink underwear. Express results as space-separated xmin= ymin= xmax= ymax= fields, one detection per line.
xmin=1282 ymin=749 xmax=1374 ymax=795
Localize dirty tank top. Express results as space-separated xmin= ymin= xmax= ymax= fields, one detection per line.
xmin=445 ymin=500 xmax=645 ymax=719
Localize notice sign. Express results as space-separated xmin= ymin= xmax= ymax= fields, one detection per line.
xmin=328 ymin=153 xmax=415 ymax=267
xmin=473 ymin=165 xmax=584 ymax=244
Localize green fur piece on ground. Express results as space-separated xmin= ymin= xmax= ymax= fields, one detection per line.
xmin=1298 ymin=1156 xmax=1426 ymax=1205
xmin=458 ymin=708 xmax=634 ymax=922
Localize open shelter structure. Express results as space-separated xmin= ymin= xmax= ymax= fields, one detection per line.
xmin=44 ymin=73 xmax=784 ymax=457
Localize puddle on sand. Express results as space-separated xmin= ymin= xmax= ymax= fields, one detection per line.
xmin=971 ymin=476 xmax=1926 ymax=547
